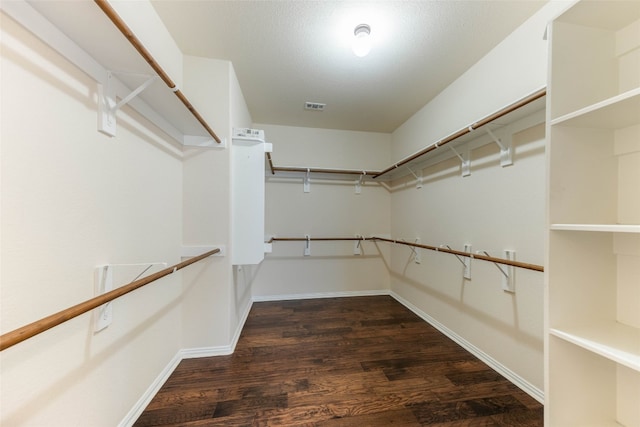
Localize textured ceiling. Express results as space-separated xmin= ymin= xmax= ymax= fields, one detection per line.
xmin=151 ymin=1 xmax=547 ymax=133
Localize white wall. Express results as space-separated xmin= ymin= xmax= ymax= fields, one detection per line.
xmin=388 ymin=2 xmax=568 ymax=398
xmin=181 ymin=57 xmax=253 ymax=349
xmin=228 ymin=63 xmax=254 ymax=341
xmin=0 ymin=9 xmax=254 ymax=426
xmin=252 ymin=124 xmax=392 ymax=299
xmin=1 ymin=12 xmax=184 ymax=425
xmin=181 ymin=56 xmax=234 ymax=349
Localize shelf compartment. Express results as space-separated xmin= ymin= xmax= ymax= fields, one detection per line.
xmin=550 ymin=224 xmax=640 ymax=233
xmin=548 ymin=124 xmax=640 ymax=225
xmin=550 ymin=322 xmax=640 ymax=372
xmin=549 ymin=9 xmax=640 ymax=120
xmin=548 ymin=336 xmax=640 ymax=426
xmin=548 ymin=232 xmax=639 ymax=331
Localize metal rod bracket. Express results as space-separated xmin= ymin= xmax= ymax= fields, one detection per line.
xmin=93 ymin=261 xmax=167 ymax=332
xmin=304 ymin=234 xmax=311 ymax=256
xmin=479 ymin=250 xmax=515 ymax=292
xmin=354 ymin=234 xmax=364 ymax=255
xmin=449 ymin=146 xmax=471 ymax=177
xmin=303 ymin=169 xmax=311 ymax=193
xmin=485 ymin=128 xmax=513 ymax=167
xmin=98 ymin=71 xmax=158 ymax=137
xmin=405 ymin=166 xmax=423 ymax=189
xmin=355 ymin=173 xmax=364 ymax=194
xmin=463 ymin=244 xmax=472 ymax=280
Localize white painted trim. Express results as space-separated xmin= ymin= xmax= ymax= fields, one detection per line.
xmin=118 ymin=352 xmax=183 ymax=427
xmin=119 ymin=298 xmax=254 ymax=426
xmin=252 ymin=289 xmax=390 ymax=302
xmin=229 ymin=297 xmax=254 ymax=352
xmin=389 ymin=291 xmax=544 ymax=404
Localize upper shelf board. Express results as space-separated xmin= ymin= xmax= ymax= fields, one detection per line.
xmin=551 ymin=224 xmax=640 ymax=233
xmin=551 ymin=88 xmax=640 ymax=129
xmin=14 ymin=0 xmax=217 ymax=143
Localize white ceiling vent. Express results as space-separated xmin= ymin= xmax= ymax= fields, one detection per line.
xmin=304 ymin=102 xmax=326 ymax=111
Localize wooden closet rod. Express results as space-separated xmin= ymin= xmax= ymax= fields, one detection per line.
xmin=371 ymin=237 xmax=544 ymax=272
xmin=269 ymin=237 xmax=363 ymax=243
xmin=0 ymin=248 xmax=220 ymax=352
xmin=269 ymin=236 xmax=543 ymax=272
xmin=270 ymin=166 xmax=382 ymax=176
xmin=266 ymin=153 xmax=275 ymax=175
xmin=93 ymin=0 xmax=222 ymax=144
xmin=373 ymin=88 xmax=547 ymax=179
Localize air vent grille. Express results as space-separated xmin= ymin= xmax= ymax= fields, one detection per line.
xmin=304 ymin=102 xmax=326 ymax=111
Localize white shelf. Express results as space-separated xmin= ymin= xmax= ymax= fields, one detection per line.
xmin=550 ymin=88 xmax=640 ymax=129
xmin=550 ymin=322 xmax=640 ymax=372
xmin=2 ymin=0 xmax=219 ymax=146
xmin=551 ymin=224 xmax=640 ymax=233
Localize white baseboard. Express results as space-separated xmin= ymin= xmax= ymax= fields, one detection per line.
xmin=118 ymin=351 xmax=183 ymax=427
xmin=252 ymin=289 xmax=390 ymax=302
xmin=389 ymin=290 xmax=544 ymax=404
xmin=119 ymin=298 xmax=254 ymax=427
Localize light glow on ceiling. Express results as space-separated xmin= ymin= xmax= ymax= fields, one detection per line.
xmin=352 ymin=24 xmax=371 ymax=57
xmin=331 ymin=4 xmax=393 ymax=58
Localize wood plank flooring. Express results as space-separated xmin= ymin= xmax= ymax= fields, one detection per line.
xmin=134 ymin=296 xmax=543 ymax=426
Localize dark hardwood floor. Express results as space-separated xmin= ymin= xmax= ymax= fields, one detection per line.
xmin=134 ymin=296 xmax=543 ymax=426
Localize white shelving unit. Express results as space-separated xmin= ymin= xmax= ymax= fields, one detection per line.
xmin=546 ymin=1 xmax=640 ymax=426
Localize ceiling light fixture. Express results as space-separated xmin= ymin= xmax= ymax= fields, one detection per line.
xmin=352 ymin=23 xmax=371 ymax=57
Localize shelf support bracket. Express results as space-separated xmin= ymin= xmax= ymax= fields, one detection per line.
xmin=94 ymin=261 xmax=167 ymax=332
xmin=485 ymin=128 xmax=513 ymax=167
xmin=480 ymin=250 xmax=515 ymax=292
xmin=405 ymin=166 xmax=423 ymax=189
xmin=98 ymin=71 xmax=158 ymax=137
xmin=463 ymin=244 xmax=472 ymax=280
xmin=354 ymin=234 xmax=364 ymax=255
xmin=449 ymin=147 xmax=471 ymax=177
xmin=355 ymin=172 xmax=364 ymax=195
xmin=304 ymin=235 xmax=311 ymax=256
xmin=402 ymin=238 xmax=421 ymax=264
xmin=413 ymin=238 xmax=421 ymax=264
xmin=443 ymin=244 xmax=472 ymax=279
xmin=303 ymin=169 xmax=311 ymax=193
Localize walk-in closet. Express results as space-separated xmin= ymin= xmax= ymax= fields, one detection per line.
xmin=1 ymin=0 xmax=638 ymax=426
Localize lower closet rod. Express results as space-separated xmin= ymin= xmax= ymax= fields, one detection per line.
xmin=269 ymin=237 xmax=362 ymax=242
xmin=0 ymin=248 xmax=220 ymax=352
xmin=372 ymin=237 xmax=543 ymax=272
xmin=268 ymin=236 xmax=543 ymax=272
